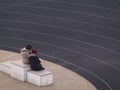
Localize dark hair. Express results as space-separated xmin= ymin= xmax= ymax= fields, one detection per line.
xmin=25 ymin=44 xmax=32 ymax=50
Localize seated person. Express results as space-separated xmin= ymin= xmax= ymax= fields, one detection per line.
xmin=28 ymin=50 xmax=45 ymax=71
xmin=20 ymin=44 xmax=32 ymax=64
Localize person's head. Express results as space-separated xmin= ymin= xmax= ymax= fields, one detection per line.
xmin=25 ymin=44 xmax=32 ymax=50
xmin=32 ymin=49 xmax=37 ymax=54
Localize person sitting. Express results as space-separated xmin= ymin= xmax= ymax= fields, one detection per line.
xmin=20 ymin=44 xmax=32 ymax=64
xmin=28 ymin=50 xmax=45 ymax=71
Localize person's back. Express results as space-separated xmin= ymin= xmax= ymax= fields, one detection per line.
xmin=28 ymin=50 xmax=45 ymax=71
xmin=20 ymin=44 xmax=32 ymax=64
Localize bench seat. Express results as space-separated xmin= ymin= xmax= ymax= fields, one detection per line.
xmin=10 ymin=60 xmax=31 ymax=81
xmin=0 ymin=61 xmax=11 ymax=74
xmin=27 ymin=70 xmax=53 ymax=86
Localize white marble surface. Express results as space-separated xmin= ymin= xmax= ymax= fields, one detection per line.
xmin=27 ymin=70 xmax=53 ymax=86
xmin=0 ymin=61 xmax=12 ymax=74
xmin=11 ymin=60 xmax=30 ymax=68
xmin=10 ymin=60 xmax=31 ymax=81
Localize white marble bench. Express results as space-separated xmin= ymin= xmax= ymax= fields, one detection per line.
xmin=10 ymin=60 xmax=31 ymax=81
xmin=0 ymin=61 xmax=11 ymax=74
xmin=27 ymin=70 xmax=53 ymax=86
xmin=0 ymin=60 xmax=53 ymax=86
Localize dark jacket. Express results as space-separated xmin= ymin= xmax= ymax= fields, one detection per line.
xmin=28 ymin=54 xmax=44 ymax=71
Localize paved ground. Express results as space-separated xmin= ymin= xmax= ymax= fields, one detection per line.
xmin=0 ymin=0 xmax=120 ymax=90
xmin=0 ymin=50 xmax=96 ymax=90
